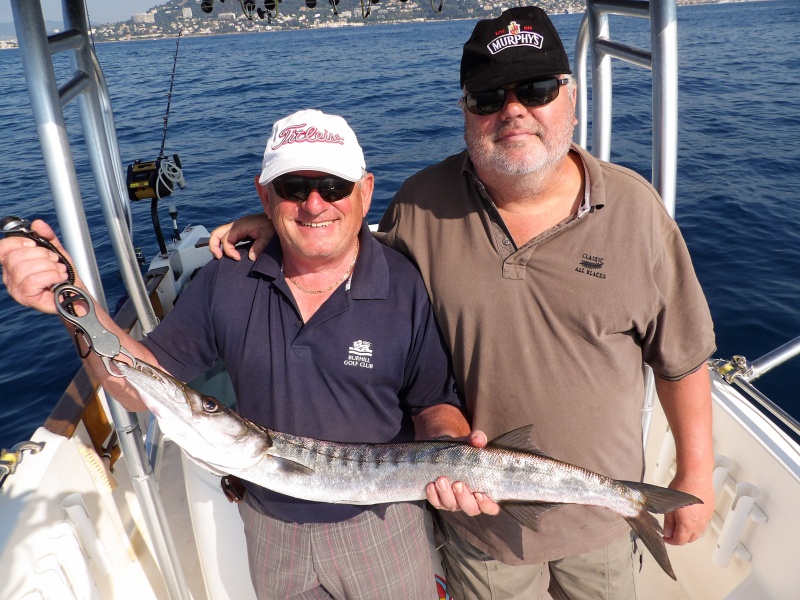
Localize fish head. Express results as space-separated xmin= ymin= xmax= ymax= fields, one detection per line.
xmin=113 ymin=359 xmax=271 ymax=472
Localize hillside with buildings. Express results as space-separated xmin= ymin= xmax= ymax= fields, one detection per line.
xmin=93 ymin=0 xmax=586 ymax=42
xmin=0 ymin=0 xmax=586 ymax=46
xmin=0 ymin=0 xmax=755 ymax=47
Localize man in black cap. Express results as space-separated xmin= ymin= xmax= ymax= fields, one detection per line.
xmin=397 ymin=7 xmax=715 ymax=598
xmin=210 ymin=7 xmax=716 ymax=598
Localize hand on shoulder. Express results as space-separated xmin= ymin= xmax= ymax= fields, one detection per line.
xmin=208 ymin=213 xmax=273 ymax=262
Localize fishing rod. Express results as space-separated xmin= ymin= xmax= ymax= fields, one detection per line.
xmin=159 ymin=30 xmax=181 ymax=161
xmin=125 ymin=31 xmax=187 ymax=258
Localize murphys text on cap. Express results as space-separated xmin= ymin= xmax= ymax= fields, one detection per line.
xmin=460 ymin=7 xmax=572 ymax=93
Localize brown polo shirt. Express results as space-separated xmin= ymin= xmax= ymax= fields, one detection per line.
xmin=377 ymin=143 xmax=715 ymax=565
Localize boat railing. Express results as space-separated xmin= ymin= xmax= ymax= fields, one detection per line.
xmin=575 ymin=0 xmax=800 ymax=450
xmin=9 ymin=1 xmax=189 ymax=598
xmin=711 ymin=337 xmax=800 ymax=440
xmin=574 ymin=0 xmax=678 ymax=216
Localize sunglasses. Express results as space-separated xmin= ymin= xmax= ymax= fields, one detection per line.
xmin=464 ymin=77 xmax=569 ymax=116
xmin=271 ymin=174 xmax=357 ymax=202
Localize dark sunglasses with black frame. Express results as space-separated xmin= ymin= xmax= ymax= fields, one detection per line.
xmin=270 ymin=174 xmax=357 ymax=202
xmin=463 ymin=76 xmax=570 ymax=116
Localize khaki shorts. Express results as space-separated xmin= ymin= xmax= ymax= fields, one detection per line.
xmin=436 ymin=517 xmax=641 ymax=600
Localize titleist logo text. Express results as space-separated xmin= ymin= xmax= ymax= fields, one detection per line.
xmin=272 ymin=123 xmax=346 ymax=149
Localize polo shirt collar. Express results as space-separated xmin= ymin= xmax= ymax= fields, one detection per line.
xmin=249 ymin=220 xmax=389 ymax=300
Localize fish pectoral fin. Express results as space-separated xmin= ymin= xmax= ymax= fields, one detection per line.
xmin=272 ymin=456 xmax=315 ymax=476
xmin=487 ymin=425 xmax=551 ymax=458
xmin=499 ymin=501 xmax=560 ymax=532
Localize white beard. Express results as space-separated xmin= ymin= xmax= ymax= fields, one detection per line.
xmin=465 ymin=106 xmax=575 ymax=189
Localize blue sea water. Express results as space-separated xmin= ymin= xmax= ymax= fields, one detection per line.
xmin=0 ymin=1 xmax=798 ymax=447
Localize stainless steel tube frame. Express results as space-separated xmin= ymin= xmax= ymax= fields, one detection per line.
xmin=10 ymin=1 xmax=189 ymax=598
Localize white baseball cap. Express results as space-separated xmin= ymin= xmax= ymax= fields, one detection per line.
xmin=259 ymin=109 xmax=366 ymax=184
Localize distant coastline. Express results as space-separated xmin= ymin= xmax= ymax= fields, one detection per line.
xmin=0 ymin=0 xmax=766 ymax=49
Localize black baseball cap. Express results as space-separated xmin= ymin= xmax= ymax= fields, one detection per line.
xmin=460 ymin=7 xmax=572 ymax=93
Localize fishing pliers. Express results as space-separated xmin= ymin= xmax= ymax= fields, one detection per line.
xmin=1 ymin=215 xmax=136 ymax=375
xmin=54 ymin=283 xmax=137 ymax=376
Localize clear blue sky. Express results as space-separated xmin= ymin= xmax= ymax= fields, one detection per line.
xmin=0 ymin=1 xmax=163 ymax=25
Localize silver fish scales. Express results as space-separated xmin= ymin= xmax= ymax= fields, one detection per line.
xmin=114 ymin=359 xmax=700 ymax=580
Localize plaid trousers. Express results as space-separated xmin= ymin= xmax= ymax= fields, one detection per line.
xmin=239 ymin=492 xmax=438 ymax=600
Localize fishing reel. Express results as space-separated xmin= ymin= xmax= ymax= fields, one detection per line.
xmin=126 ymin=154 xmax=187 ymax=258
xmin=126 ymin=154 xmax=186 ymax=202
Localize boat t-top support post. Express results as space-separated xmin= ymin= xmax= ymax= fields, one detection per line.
xmin=574 ymin=0 xmax=678 ymax=217
xmin=574 ymin=0 xmax=679 ymax=447
xmin=9 ymin=1 xmax=189 ymax=598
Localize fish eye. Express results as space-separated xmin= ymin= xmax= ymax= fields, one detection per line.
xmin=201 ymin=397 xmax=220 ymax=413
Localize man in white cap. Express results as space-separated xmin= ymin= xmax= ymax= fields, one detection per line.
xmin=0 ymin=109 xmax=470 ymax=599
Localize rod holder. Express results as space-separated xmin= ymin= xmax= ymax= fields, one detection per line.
xmin=712 ymin=482 xmax=761 ymax=567
xmin=712 ymin=454 xmax=734 ymax=502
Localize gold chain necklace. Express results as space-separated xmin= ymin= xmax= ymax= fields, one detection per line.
xmin=287 ymin=239 xmax=359 ymax=295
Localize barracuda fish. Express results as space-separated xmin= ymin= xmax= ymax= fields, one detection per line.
xmin=115 ymin=359 xmax=700 ymax=580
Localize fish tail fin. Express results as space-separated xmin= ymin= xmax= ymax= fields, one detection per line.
xmin=620 ymin=480 xmax=701 ymax=514
xmin=620 ymin=481 xmax=703 ymax=581
xmin=624 ymin=510 xmax=676 ymax=580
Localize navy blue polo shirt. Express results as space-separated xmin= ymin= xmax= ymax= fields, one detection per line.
xmin=142 ymin=221 xmax=461 ymax=523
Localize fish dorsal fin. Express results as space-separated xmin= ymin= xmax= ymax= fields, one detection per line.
xmin=499 ymin=502 xmax=560 ymax=532
xmin=272 ymin=456 xmax=315 ymax=476
xmin=487 ymin=425 xmax=550 ymax=457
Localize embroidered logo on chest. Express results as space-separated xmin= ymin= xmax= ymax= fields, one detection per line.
xmin=574 ymin=253 xmax=607 ymax=280
xmin=344 ymin=340 xmax=374 ymax=369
